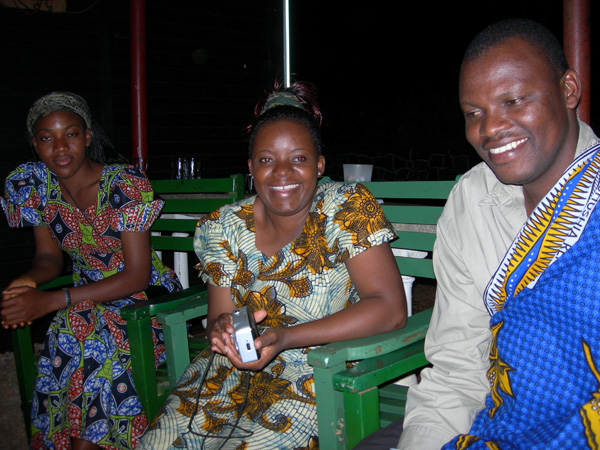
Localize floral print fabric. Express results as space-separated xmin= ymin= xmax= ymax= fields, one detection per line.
xmin=2 ymin=162 xmax=181 ymax=449
xmin=139 ymin=181 xmax=396 ymax=450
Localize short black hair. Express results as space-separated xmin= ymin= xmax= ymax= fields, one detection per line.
xmin=464 ymin=18 xmax=570 ymax=81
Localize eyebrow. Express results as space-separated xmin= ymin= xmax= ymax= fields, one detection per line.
xmin=36 ymin=123 xmax=82 ymax=132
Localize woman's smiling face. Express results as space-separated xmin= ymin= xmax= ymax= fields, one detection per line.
xmin=248 ymin=119 xmax=325 ymax=218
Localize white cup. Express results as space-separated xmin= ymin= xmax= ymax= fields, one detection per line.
xmin=343 ymin=164 xmax=373 ymax=182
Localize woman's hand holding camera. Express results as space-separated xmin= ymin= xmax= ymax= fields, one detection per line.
xmin=209 ymin=309 xmax=288 ymax=371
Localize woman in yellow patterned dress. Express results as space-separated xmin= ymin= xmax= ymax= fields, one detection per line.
xmin=139 ymin=81 xmax=407 ymax=450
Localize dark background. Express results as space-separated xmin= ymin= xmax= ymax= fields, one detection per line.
xmin=0 ymin=1 xmax=594 ymax=345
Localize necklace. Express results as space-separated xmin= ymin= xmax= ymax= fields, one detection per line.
xmin=60 ymin=181 xmax=95 ymax=225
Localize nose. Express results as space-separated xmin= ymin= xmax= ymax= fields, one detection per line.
xmin=273 ymin=159 xmax=293 ymax=176
xmin=479 ymin=108 xmax=510 ymax=139
xmin=53 ymin=136 xmax=68 ymax=152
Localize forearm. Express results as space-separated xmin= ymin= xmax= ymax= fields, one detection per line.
xmin=67 ymin=267 xmax=150 ymax=305
xmin=279 ymin=295 xmax=404 ymax=350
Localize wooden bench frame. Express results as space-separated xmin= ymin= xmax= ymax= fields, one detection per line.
xmin=9 ymin=174 xmax=245 ymax=439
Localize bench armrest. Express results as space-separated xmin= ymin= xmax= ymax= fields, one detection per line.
xmin=307 ymin=307 xmax=432 ymax=450
xmin=307 ymin=307 xmax=431 ymax=369
xmin=120 ymin=283 xmax=206 ymax=321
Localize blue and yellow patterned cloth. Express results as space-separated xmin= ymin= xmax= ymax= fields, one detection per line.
xmin=139 ymin=180 xmax=396 ymax=450
xmin=444 ymin=144 xmax=600 ymax=449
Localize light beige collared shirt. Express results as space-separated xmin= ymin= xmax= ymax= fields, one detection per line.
xmin=397 ymin=121 xmax=599 ymax=450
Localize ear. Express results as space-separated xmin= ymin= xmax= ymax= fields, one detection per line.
xmin=562 ymin=68 xmax=582 ymax=110
xmin=247 ymin=158 xmax=253 ymax=177
xmin=85 ymin=129 xmax=92 ymax=148
xmin=317 ymin=155 xmax=326 ymax=177
xmin=32 ymin=137 xmax=39 ymax=154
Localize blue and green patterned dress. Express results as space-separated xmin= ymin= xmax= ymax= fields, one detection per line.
xmin=139 ymin=180 xmax=397 ymax=450
xmin=2 ymin=162 xmax=181 ymax=449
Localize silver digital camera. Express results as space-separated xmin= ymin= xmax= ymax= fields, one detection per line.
xmin=231 ymin=306 xmax=260 ymax=363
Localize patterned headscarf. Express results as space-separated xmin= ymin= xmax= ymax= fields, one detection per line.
xmin=260 ymin=91 xmax=307 ymax=115
xmin=26 ymin=91 xmax=93 ymax=140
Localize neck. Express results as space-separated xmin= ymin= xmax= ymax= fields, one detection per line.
xmin=60 ymin=160 xmax=101 ymax=189
xmin=522 ymin=115 xmax=580 ymax=215
xmin=253 ymin=197 xmax=312 ymax=257
xmin=59 ymin=160 xmax=103 ymax=211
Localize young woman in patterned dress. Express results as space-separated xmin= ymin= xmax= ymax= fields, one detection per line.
xmin=1 ymin=92 xmax=181 ymax=449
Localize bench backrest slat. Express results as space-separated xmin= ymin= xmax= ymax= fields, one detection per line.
xmin=149 ymin=174 xmax=245 ymax=254
xmin=354 ymin=178 xmax=458 ymax=281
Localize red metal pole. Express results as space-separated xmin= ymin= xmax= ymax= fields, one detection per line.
xmin=563 ymin=0 xmax=591 ymax=124
xmin=130 ymin=0 xmax=148 ymax=171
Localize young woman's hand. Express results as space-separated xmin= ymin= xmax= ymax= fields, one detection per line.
xmin=0 ymin=286 xmax=58 ymax=329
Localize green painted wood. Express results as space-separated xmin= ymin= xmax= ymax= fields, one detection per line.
xmin=37 ymin=274 xmax=73 ymax=290
xmin=121 ymin=176 xmax=244 ymax=419
xmin=344 ymin=387 xmax=380 ymax=449
xmin=312 ymin=362 xmax=348 ymax=450
xmin=156 ymin=293 xmax=209 ymax=386
xmin=308 ymin=308 xmax=432 ymax=370
xmin=333 ymin=340 xmax=428 ymax=393
xmin=11 ymin=275 xmax=73 ymax=440
xmin=150 ymin=235 xmax=194 ymax=252
xmin=150 ymin=218 xmax=199 ymax=233
xmin=126 ymin=316 xmax=161 ymax=419
xmin=362 ymin=180 xmax=456 ymax=199
xmin=159 ymin=198 xmax=230 ymax=214
xmin=120 ymin=284 xmax=206 ymax=321
xmin=379 ymin=384 xmax=408 ymax=427
xmin=381 ymin=204 xmax=445 ymax=225
xmin=396 ymin=258 xmax=434 ymax=279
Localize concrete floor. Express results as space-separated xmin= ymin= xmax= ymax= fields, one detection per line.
xmin=1 ymin=351 xmax=28 ymax=449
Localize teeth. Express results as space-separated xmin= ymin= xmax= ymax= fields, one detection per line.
xmin=271 ymin=184 xmax=299 ymax=191
xmin=489 ymin=138 xmax=527 ymax=155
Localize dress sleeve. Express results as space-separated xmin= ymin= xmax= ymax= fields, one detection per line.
xmin=1 ymin=162 xmax=47 ymax=227
xmin=327 ymin=182 xmax=397 ymax=261
xmin=107 ymin=165 xmax=164 ymax=232
xmin=193 ymin=209 xmax=237 ymax=287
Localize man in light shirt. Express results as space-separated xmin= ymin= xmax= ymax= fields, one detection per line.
xmin=356 ymin=18 xmax=600 ymax=450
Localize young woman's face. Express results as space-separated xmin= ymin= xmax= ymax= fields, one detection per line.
xmin=32 ymin=111 xmax=91 ymax=179
xmin=248 ymin=119 xmax=325 ymax=218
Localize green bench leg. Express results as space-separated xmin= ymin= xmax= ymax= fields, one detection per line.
xmin=312 ymin=362 xmax=347 ymax=450
xmin=344 ymin=387 xmax=380 ymax=449
xmin=126 ymin=316 xmax=160 ymax=421
xmin=162 ymin=320 xmax=191 ymax=388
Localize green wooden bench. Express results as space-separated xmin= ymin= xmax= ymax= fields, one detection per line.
xmin=153 ymin=178 xmax=457 ymax=449
xmin=9 ymin=173 xmax=245 ymax=439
